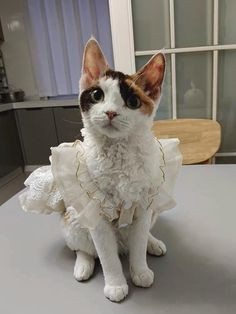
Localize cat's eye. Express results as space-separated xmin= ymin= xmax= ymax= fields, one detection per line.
xmin=90 ymin=88 xmax=104 ymax=103
xmin=126 ymin=95 xmax=141 ymax=109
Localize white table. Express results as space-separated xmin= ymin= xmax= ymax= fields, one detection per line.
xmin=0 ymin=165 xmax=236 ymax=314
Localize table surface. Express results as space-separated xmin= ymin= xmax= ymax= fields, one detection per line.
xmin=0 ymin=165 xmax=236 ymax=314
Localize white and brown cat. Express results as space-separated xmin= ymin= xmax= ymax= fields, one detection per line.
xmin=61 ymin=39 xmax=168 ymax=302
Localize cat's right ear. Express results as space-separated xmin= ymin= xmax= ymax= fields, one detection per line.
xmin=80 ymin=38 xmax=109 ymax=91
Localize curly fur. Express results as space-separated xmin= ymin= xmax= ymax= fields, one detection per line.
xmin=61 ymin=54 xmax=168 ymax=302
xmin=19 ymin=39 xmax=180 ymax=303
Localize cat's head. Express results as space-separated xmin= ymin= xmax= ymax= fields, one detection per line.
xmin=79 ymin=39 xmax=165 ymax=139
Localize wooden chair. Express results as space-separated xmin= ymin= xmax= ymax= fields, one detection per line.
xmin=152 ymin=119 xmax=221 ymax=165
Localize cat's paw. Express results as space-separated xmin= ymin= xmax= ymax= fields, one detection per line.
xmin=147 ymin=237 xmax=167 ymax=256
xmin=104 ymin=284 xmax=129 ymax=302
xmin=131 ymin=267 xmax=154 ymax=287
xmin=74 ymin=257 xmax=95 ymax=281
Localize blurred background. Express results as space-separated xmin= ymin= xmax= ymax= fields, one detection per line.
xmin=131 ymin=0 xmax=236 ymax=165
xmin=0 ymin=0 xmax=236 ymax=203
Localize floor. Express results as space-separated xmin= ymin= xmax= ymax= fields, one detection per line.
xmin=0 ymin=172 xmax=27 ymax=205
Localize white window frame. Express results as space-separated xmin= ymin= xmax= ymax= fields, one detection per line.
xmin=108 ymin=0 xmax=236 ymax=158
xmin=108 ymin=0 xmax=135 ymax=74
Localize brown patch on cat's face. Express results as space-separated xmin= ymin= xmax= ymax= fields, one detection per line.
xmin=80 ymin=84 xmax=100 ymax=112
xmin=124 ymin=78 xmax=155 ymax=116
xmin=79 ymin=68 xmax=159 ymax=116
xmin=104 ymin=70 xmax=155 ymax=116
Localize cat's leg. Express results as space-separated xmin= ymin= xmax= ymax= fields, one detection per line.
xmin=147 ymin=233 xmax=167 ymax=256
xmin=129 ymin=207 xmax=154 ymax=287
xmin=90 ymin=218 xmax=128 ymax=302
xmin=148 ymin=210 xmax=167 ymax=256
xmin=74 ymin=250 xmax=95 ymax=281
xmin=61 ymin=215 xmax=97 ymax=282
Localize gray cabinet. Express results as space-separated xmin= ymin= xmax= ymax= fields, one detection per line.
xmin=16 ymin=106 xmax=84 ymax=166
xmin=16 ymin=108 xmax=58 ymax=165
xmin=53 ymin=106 xmax=83 ymax=143
xmin=0 ymin=110 xmax=23 ymax=178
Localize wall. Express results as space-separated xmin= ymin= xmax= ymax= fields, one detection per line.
xmin=0 ymin=0 xmax=38 ymax=98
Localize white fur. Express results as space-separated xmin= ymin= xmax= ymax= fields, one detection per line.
xmin=74 ymin=251 xmax=95 ymax=281
xmin=61 ymin=79 xmax=165 ymax=302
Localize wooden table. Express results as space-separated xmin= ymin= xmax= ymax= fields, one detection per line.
xmin=0 ymin=165 xmax=235 ymax=314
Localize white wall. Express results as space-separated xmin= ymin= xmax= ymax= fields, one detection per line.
xmin=0 ymin=0 xmax=38 ymax=98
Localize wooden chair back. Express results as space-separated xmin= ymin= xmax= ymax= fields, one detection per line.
xmin=152 ymin=119 xmax=221 ymax=165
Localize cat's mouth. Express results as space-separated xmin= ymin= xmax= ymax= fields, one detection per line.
xmin=102 ymin=123 xmax=119 ymax=131
xmin=92 ymin=118 xmax=124 ymax=138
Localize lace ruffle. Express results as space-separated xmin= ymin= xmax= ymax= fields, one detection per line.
xmin=19 ymin=166 xmax=64 ymax=214
xmin=19 ymin=139 xmax=182 ymax=228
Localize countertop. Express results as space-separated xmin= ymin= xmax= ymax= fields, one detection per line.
xmin=0 ymin=98 xmax=79 ymax=113
xmin=0 ymin=165 xmax=236 ymax=314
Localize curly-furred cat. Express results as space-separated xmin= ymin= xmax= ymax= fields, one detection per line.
xmin=20 ymin=38 xmax=181 ymax=302
xmin=61 ymin=39 xmax=174 ymax=302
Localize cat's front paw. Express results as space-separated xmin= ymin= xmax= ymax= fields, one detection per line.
xmin=131 ymin=267 xmax=154 ymax=287
xmin=104 ymin=284 xmax=129 ymax=302
xmin=147 ymin=237 xmax=167 ymax=256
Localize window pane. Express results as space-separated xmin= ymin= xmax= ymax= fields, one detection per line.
xmin=219 ymin=0 xmax=236 ymax=44
xmin=175 ymin=0 xmax=213 ymax=47
xmin=176 ymin=52 xmax=212 ymax=118
xmin=218 ymin=51 xmax=236 ymax=152
xmin=132 ymin=0 xmax=170 ymax=50
xmin=135 ymin=55 xmax=172 ymax=120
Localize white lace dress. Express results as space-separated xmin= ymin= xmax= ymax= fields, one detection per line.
xmin=19 ymin=139 xmax=182 ymax=229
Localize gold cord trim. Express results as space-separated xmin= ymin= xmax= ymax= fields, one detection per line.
xmin=145 ymin=139 xmax=166 ymax=211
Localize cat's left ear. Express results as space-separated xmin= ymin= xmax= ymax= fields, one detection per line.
xmin=80 ymin=38 xmax=109 ymax=91
xmin=132 ymin=53 xmax=165 ymax=100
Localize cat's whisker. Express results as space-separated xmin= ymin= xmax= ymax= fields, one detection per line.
xmin=93 ymin=118 xmax=105 ymax=122
xmin=93 ymin=116 xmax=106 ymax=121
xmin=117 ymin=120 xmax=130 ymax=127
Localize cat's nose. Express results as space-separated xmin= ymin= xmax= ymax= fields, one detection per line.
xmin=105 ymin=111 xmax=118 ymax=120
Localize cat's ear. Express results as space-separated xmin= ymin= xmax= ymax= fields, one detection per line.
xmin=132 ymin=53 xmax=165 ymax=100
xmin=80 ymin=38 xmax=109 ymax=91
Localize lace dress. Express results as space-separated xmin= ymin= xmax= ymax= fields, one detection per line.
xmin=19 ymin=139 xmax=182 ymax=229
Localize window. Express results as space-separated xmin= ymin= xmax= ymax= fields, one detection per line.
xmin=26 ymin=0 xmax=114 ymax=97
xmin=109 ymin=0 xmax=236 ymax=159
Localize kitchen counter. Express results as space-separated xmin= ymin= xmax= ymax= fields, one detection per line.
xmin=0 ymin=98 xmax=79 ymax=113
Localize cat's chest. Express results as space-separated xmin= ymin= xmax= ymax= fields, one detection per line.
xmin=84 ymin=138 xmax=160 ymax=204
xmin=87 ymin=142 xmax=142 ymax=184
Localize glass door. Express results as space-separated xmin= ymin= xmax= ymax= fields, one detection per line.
xmin=109 ymin=0 xmax=236 ymax=162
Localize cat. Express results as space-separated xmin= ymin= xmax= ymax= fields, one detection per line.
xmin=60 ymin=39 xmax=169 ymax=302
